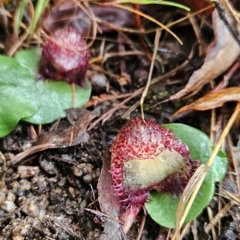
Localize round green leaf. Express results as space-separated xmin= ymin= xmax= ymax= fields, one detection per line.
xmin=145 ymin=123 xmax=227 ymax=228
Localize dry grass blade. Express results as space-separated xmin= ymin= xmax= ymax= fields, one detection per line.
xmin=110 ymin=3 xmax=183 ymax=44
xmin=204 ymin=201 xmax=234 ymax=233
xmin=220 ymin=188 xmax=240 ymax=205
xmin=140 ymin=29 xmax=160 ymax=119
xmin=175 ymin=164 xmax=209 ymax=239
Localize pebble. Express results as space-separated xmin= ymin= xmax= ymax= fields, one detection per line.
xmin=18 ymin=166 xmax=40 ymax=178
xmin=0 ymin=190 xmax=16 ymax=212
xmin=1 ymin=200 xmax=16 ymax=212
xmin=31 ymin=175 xmax=48 ymax=192
xmin=40 ymin=158 xmax=57 ymax=175
xmin=57 ymin=177 xmax=66 ymax=187
xmin=21 ymin=195 xmax=49 ymax=219
xmin=83 ymin=173 xmax=93 ymax=183
xmin=72 ymin=163 xmax=93 ymax=181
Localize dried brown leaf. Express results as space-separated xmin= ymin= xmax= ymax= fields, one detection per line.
xmin=97 ymin=146 xmax=122 ymax=240
xmin=10 ymin=109 xmax=95 ymax=166
xmin=169 ymin=9 xmax=240 ymax=101
xmin=173 ymin=87 xmax=240 ymax=116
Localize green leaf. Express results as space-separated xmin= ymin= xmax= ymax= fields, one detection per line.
xmin=15 ymin=48 xmax=41 ymax=75
xmin=0 ymin=48 xmax=91 ymax=137
xmin=146 ymin=171 xmax=214 ymax=229
xmin=145 ymin=123 xmax=228 ymax=228
xmin=23 ymin=79 xmax=91 ymax=124
xmin=30 ymin=0 xmax=50 ymax=34
xmin=0 ymin=56 xmax=39 ymax=137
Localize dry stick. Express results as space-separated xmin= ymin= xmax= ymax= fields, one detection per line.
xmin=220 ymin=188 xmax=240 ymax=205
xmin=136 ymin=213 xmax=146 ymax=240
xmin=86 ymin=92 xmax=133 ymax=108
xmin=71 ymin=83 xmax=76 ymax=108
xmin=84 ymin=208 xmax=123 ymax=224
xmin=90 ymin=34 xmax=195 ymax=128
xmin=50 ymin=218 xmax=83 ymax=238
xmin=206 ymin=206 xmax=217 ymax=240
xmin=204 ymin=201 xmax=234 ymax=233
xmin=143 ymin=5 xmax=213 ymax=36
xmin=191 ymin=219 xmax=198 ymax=240
xmin=90 ymin=5 xmax=212 ymax=37
xmin=188 ymin=14 xmax=204 ymax=56
xmin=172 ymin=102 xmax=240 ymax=240
xmin=140 ymin=29 xmax=160 ymax=120
xmin=179 ymin=223 xmax=191 ymax=240
xmin=9 ymin=143 xmax=56 ymax=166
xmin=88 ymin=94 xmax=135 ymax=131
xmin=210 ymin=108 xmax=216 ymax=142
xmin=75 ymin=1 xmax=98 ymax=51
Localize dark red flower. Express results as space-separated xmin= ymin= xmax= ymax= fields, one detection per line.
xmin=39 ymin=27 xmax=90 ymax=86
xmin=110 ymin=117 xmax=199 ymax=232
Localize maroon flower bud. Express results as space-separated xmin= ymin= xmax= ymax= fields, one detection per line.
xmin=39 ymin=27 xmax=90 ymax=86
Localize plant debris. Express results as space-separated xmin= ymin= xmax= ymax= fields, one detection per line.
xmin=9 ymin=109 xmax=95 ymax=166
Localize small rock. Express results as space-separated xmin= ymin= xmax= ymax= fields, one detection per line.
xmin=19 ymin=179 xmax=31 ymax=191
xmin=31 ymin=175 xmax=48 ymax=193
xmin=40 ymin=159 xmax=57 ymax=175
xmin=90 ymin=73 xmax=107 ymax=92
xmin=4 ymin=152 xmax=14 ymax=161
xmin=7 ymin=191 xmax=16 ymax=202
xmin=1 ymin=200 xmax=16 ymax=212
xmin=18 ymin=166 xmax=40 ymax=178
xmin=72 ymin=163 xmax=93 ymax=178
xmin=57 ymin=177 xmax=66 ymax=187
xmin=0 ymin=151 xmax=6 ymax=164
xmin=68 ymin=187 xmax=80 ymax=198
xmin=83 ymin=173 xmax=93 ymax=183
xmin=22 ymin=195 xmax=49 ymax=218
